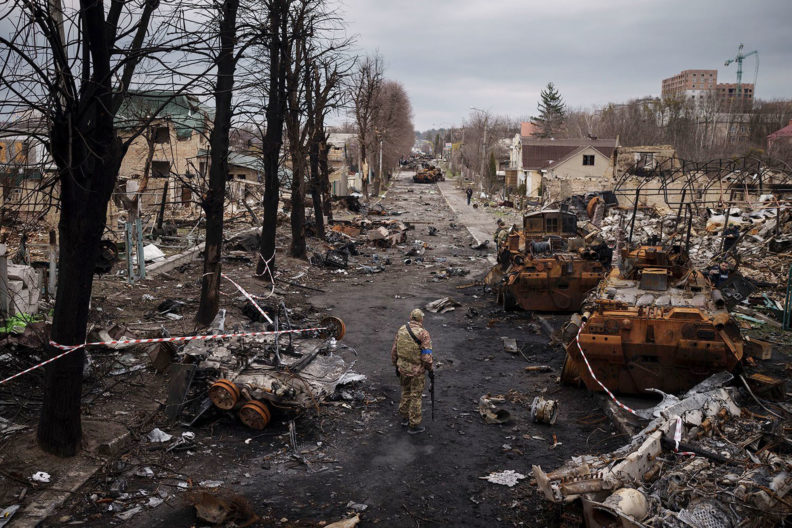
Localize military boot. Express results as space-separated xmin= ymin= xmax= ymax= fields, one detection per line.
xmin=407 ymin=425 xmax=425 ymax=435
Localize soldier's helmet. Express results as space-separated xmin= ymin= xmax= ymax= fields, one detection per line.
xmin=410 ymin=308 xmax=424 ymax=321
xmin=497 ymin=219 xmax=505 ymax=226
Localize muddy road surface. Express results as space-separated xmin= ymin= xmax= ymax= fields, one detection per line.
xmin=50 ymin=172 xmax=621 ymax=527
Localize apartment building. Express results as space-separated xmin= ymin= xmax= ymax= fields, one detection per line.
xmin=661 ymin=69 xmax=754 ymax=107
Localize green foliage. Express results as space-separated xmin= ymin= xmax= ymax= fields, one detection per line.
xmin=533 ymin=82 xmax=566 ymax=138
xmin=517 ymin=183 xmax=527 ymax=196
xmin=0 ymin=312 xmax=41 ymax=334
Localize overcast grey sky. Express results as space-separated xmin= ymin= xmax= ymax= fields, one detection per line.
xmin=336 ymin=0 xmax=791 ymax=131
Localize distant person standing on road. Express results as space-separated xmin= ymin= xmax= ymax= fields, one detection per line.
xmin=391 ymin=308 xmax=434 ymax=434
xmin=466 ymin=186 xmax=473 ymax=205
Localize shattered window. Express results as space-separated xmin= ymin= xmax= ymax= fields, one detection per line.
xmin=583 ymin=155 xmax=595 ymax=166
xmin=153 ymin=126 xmax=170 ymax=144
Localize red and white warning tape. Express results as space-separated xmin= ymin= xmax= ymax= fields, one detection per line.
xmin=0 ymin=326 xmax=326 ymax=386
xmin=673 ymin=416 xmax=696 ymax=457
xmin=0 ymin=275 xmax=323 ymax=386
xmin=575 ymin=323 xmax=695 ymax=456
xmin=221 ymin=273 xmax=274 ymax=324
xmin=575 ymin=323 xmax=638 ymax=416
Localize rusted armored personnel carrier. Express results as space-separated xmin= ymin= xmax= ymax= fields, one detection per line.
xmin=561 ymin=244 xmax=744 ymax=394
xmin=413 ymin=165 xmax=444 ymax=183
xmin=488 ymin=209 xmax=612 ymax=311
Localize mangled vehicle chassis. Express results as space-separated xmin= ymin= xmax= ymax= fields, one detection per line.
xmin=561 ymin=246 xmax=744 ymax=395
xmin=533 ymin=379 xmax=792 ymax=527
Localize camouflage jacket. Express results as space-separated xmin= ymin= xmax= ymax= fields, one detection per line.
xmin=391 ymin=321 xmax=433 ymax=377
xmin=494 ymin=226 xmax=508 ymax=244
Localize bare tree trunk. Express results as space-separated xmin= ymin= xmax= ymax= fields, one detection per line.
xmin=289 ymin=154 xmax=307 ymax=257
xmin=308 ymin=134 xmax=324 ymax=239
xmin=38 ymin=53 xmax=122 ymax=459
xmin=360 ymin=143 xmax=369 ymax=198
xmin=257 ymin=1 xmax=288 ymax=279
xmin=196 ymin=0 xmax=239 ymax=326
xmin=319 ymin=139 xmax=332 ymax=222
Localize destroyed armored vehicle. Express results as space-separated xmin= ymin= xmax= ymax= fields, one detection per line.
xmin=488 ymin=209 xmax=612 ymax=312
xmin=561 ymin=244 xmax=745 ymax=394
xmin=174 ymin=316 xmax=353 ymax=430
xmin=412 ymin=165 xmax=444 ymax=183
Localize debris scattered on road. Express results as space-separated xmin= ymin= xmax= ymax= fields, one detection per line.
xmin=146 ymin=428 xmax=173 ymax=443
xmin=425 ymin=297 xmax=461 ymax=313
xmin=501 ymin=337 xmax=518 ymax=354
xmin=185 ymin=489 xmax=260 ymax=526
xmin=325 ymin=514 xmax=361 ymax=528
xmin=480 ymin=470 xmax=526 ymax=487
xmin=523 ymin=365 xmax=552 ymax=373
xmin=478 ymin=394 xmax=511 ymax=424
xmin=532 ymin=380 xmax=792 ymax=526
xmin=530 ymin=396 xmax=558 ymax=425
xmin=31 ymin=471 xmax=50 ymax=483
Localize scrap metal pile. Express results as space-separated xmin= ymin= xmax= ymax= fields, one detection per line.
xmin=533 ymin=374 xmax=792 ymax=527
xmin=168 ymin=313 xmax=356 ymax=430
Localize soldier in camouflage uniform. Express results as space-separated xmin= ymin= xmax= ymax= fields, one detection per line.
xmin=494 ymin=219 xmax=509 ymax=247
xmin=391 ymin=308 xmax=434 ymax=434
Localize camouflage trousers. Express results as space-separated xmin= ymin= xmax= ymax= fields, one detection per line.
xmin=398 ymin=374 xmax=426 ymax=427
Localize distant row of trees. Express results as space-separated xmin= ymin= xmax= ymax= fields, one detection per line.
xmin=566 ymin=96 xmax=792 ymax=162
xmin=0 ymin=0 xmax=414 ymax=457
xmin=420 ymin=82 xmax=791 ymax=185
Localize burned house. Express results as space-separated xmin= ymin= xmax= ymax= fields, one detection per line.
xmin=115 ymin=92 xmax=213 ymax=217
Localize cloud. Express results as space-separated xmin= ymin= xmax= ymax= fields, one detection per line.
xmin=335 ymin=0 xmax=792 ymax=129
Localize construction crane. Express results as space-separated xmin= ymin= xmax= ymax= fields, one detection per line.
xmin=724 ymin=43 xmax=758 ymax=99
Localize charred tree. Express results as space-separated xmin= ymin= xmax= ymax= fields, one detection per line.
xmin=307 ymin=56 xmax=347 ymax=239
xmin=196 ymin=0 xmax=240 ymax=326
xmin=257 ymin=0 xmax=291 ymax=278
xmin=0 ymin=0 xmax=163 ymax=456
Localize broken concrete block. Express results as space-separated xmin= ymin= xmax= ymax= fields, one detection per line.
xmin=744 ymin=336 xmax=773 ymax=360
xmin=6 ymin=264 xmax=41 ymax=315
xmin=367 ymin=226 xmax=389 ymax=241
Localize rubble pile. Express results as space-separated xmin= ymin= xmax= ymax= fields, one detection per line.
xmin=533 ymin=376 xmax=792 ymax=527
xmin=596 ymin=203 xmax=791 ymax=286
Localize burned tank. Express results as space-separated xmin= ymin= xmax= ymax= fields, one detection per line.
xmin=488 ymin=209 xmax=612 ymax=312
xmin=413 ymin=165 xmax=444 ymax=183
xmin=560 ymin=244 xmax=744 ymax=394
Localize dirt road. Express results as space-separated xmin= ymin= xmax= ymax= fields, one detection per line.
xmin=48 ymin=172 xmax=620 ymax=527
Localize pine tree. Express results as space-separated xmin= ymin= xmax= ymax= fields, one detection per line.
xmin=532 ymin=82 xmax=567 ymax=138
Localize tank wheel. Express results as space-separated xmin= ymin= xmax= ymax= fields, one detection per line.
xmin=319 ymin=316 xmax=346 ymax=340
xmin=239 ymin=400 xmax=272 ymax=430
xmin=209 ymin=379 xmax=241 ymax=410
